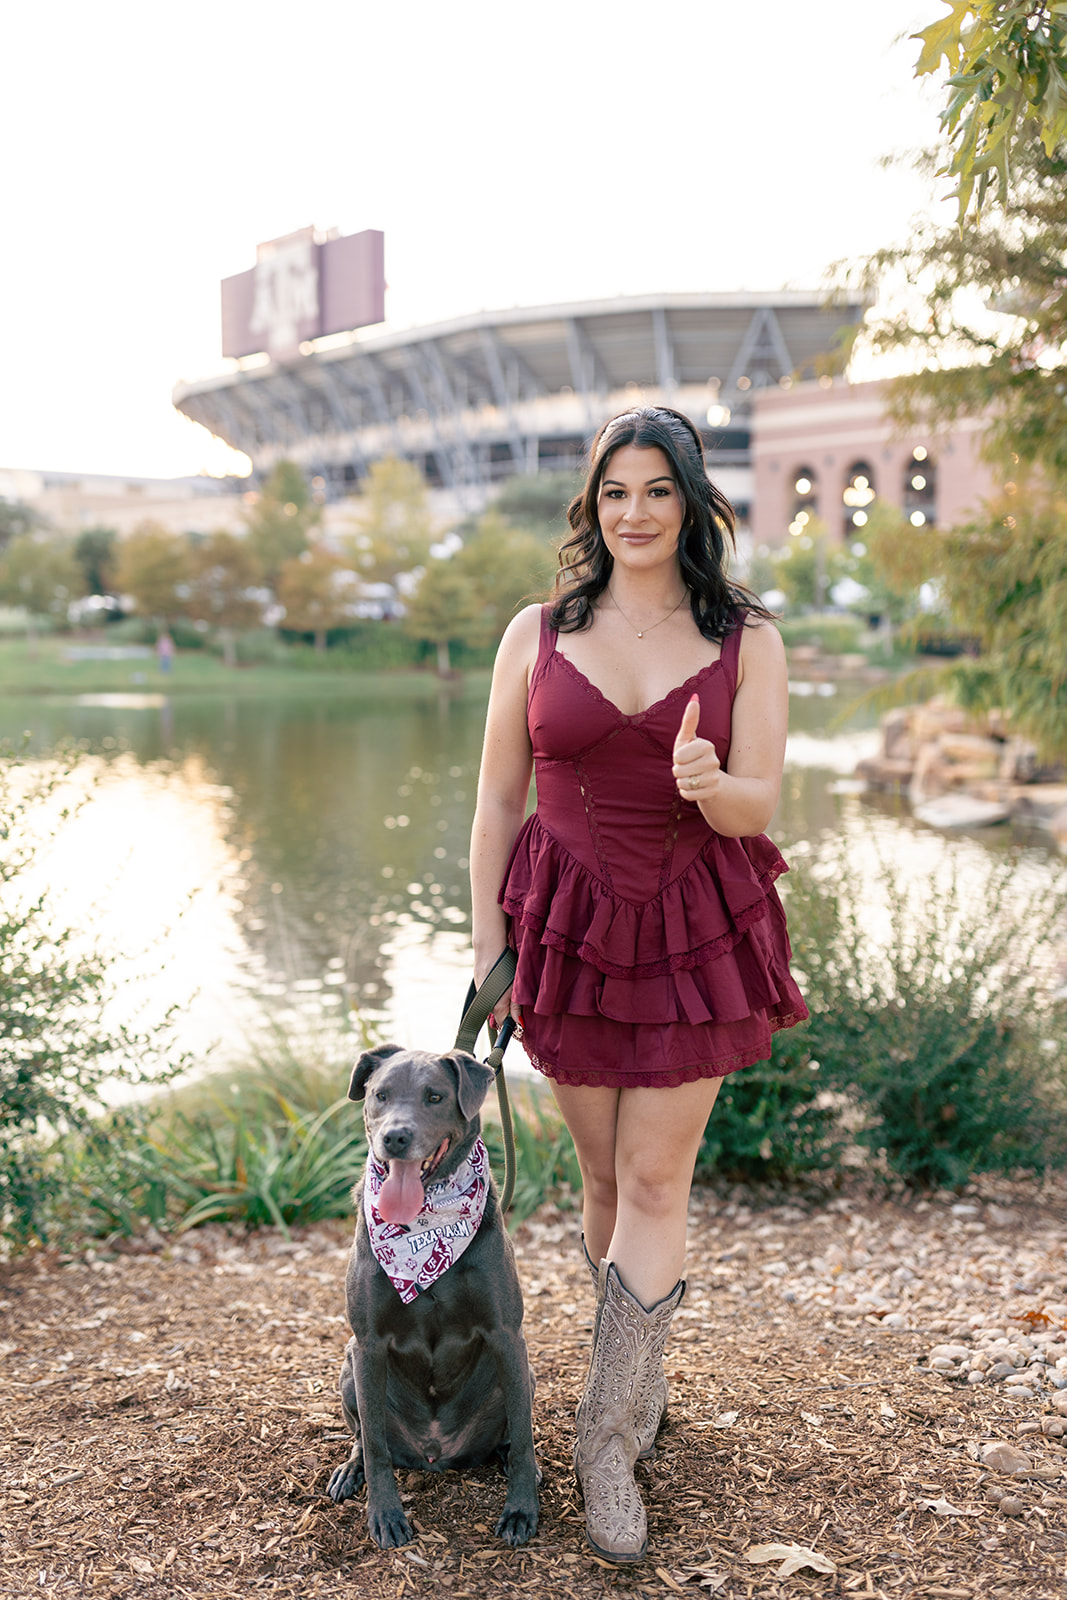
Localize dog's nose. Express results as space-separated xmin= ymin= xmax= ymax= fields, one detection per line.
xmin=381 ymin=1126 xmax=414 ymax=1158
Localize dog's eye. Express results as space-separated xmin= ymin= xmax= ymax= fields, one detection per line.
xmin=425 ymin=1090 xmax=443 ymax=1104
xmin=374 ymin=1088 xmax=389 ymax=1102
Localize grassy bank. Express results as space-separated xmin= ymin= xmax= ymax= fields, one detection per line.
xmin=0 ymin=635 xmax=494 ymax=698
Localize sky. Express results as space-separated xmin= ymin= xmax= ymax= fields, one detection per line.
xmin=0 ymin=0 xmax=949 ymax=482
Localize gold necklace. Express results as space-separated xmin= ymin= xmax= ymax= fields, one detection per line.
xmin=606 ymin=587 xmax=688 ymax=639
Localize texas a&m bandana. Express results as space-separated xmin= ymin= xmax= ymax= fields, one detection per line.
xmin=363 ymin=1139 xmax=490 ymax=1303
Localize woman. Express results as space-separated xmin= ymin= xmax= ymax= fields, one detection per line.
xmin=469 ymin=406 xmax=807 ymax=1563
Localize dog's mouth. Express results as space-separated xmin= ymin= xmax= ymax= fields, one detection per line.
xmin=377 ymin=1138 xmax=451 ymax=1226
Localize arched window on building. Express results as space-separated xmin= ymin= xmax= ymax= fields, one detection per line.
xmin=843 ymin=461 xmax=876 ymax=537
xmin=786 ymin=465 xmax=817 ymax=537
xmin=903 ymin=446 xmax=936 ymax=527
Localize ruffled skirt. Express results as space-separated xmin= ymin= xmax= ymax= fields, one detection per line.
xmin=500 ymin=814 xmax=808 ymax=1089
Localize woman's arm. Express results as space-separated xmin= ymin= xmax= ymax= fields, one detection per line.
xmin=469 ymin=605 xmax=540 ymax=992
xmin=671 ymin=620 xmax=788 ymax=838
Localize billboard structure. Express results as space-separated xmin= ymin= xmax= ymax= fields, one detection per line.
xmin=221 ymin=227 xmax=385 ymax=362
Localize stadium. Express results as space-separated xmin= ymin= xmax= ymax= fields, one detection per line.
xmin=173 ymin=290 xmax=863 ymax=524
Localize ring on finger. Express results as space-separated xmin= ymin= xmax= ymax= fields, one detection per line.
xmin=688 ymin=776 xmax=700 ymax=791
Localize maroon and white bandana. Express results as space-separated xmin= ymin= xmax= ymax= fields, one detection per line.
xmin=363 ymin=1139 xmax=490 ymax=1304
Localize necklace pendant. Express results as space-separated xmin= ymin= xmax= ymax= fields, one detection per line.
xmin=636 ymin=631 xmax=644 ymax=639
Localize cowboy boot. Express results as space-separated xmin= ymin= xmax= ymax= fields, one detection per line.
xmin=582 ymin=1236 xmax=669 ymax=1458
xmin=574 ymin=1258 xmax=685 ymax=1563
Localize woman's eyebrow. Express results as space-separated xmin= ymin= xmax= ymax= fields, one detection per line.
xmin=602 ymin=475 xmax=675 ymax=487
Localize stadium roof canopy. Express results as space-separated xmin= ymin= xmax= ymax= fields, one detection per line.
xmin=173 ymin=291 xmax=863 ymax=496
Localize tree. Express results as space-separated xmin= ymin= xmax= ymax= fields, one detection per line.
xmin=0 ymin=499 xmax=43 ymax=552
xmin=845 ymin=138 xmax=1067 ymax=480
xmin=244 ymin=460 xmax=322 ymax=584
xmin=402 ymin=559 xmax=485 ymax=676
xmin=403 ymin=511 xmax=555 ymax=674
xmin=918 ymin=489 xmax=1067 ymax=757
xmin=276 ymin=543 xmax=358 ymax=652
xmin=0 ymin=534 xmax=85 ymax=648
xmin=834 ymin=502 xmax=935 ymax=628
xmin=452 ymin=511 xmax=557 ymax=640
xmin=345 ymin=456 xmax=434 ymax=592
xmin=492 ymin=470 xmax=579 ymax=539
xmin=766 ymin=518 xmax=840 ymax=611
xmin=912 ymin=1 xmax=1067 ymax=221
xmin=73 ymin=526 xmax=118 ymax=596
xmin=185 ymin=531 xmax=264 ymax=667
xmin=113 ymin=523 xmax=193 ymax=626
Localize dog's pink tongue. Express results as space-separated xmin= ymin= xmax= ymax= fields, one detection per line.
xmin=378 ymin=1160 xmax=425 ymax=1225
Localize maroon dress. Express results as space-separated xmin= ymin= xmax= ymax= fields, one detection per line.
xmin=499 ymin=606 xmax=808 ymax=1089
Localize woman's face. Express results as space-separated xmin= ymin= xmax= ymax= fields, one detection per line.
xmin=596 ymin=444 xmax=685 ymax=575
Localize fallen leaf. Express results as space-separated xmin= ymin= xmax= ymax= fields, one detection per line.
xmin=745 ymin=1541 xmax=836 ymax=1577
xmin=710 ymin=1411 xmax=738 ymax=1428
xmin=916 ymin=1496 xmax=983 ymax=1517
xmin=681 ymin=1564 xmax=728 ymax=1592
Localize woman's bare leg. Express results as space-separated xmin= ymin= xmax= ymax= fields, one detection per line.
xmin=608 ymin=1076 xmax=723 ymax=1304
xmin=551 ymin=1075 xmax=724 ymax=1304
xmin=549 ymin=1082 xmax=621 ymax=1262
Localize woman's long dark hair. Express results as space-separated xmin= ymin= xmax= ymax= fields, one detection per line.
xmin=550 ymin=405 xmax=776 ymax=640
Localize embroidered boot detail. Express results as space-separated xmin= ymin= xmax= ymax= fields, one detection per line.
xmin=581 ymin=1236 xmax=672 ymax=1458
xmin=574 ymin=1259 xmax=685 ymax=1563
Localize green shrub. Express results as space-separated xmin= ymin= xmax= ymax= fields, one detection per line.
xmin=697 ymin=1028 xmax=846 ymax=1185
xmin=0 ymin=744 xmax=184 ymax=1251
xmin=778 ymin=615 xmax=865 ymax=654
xmin=781 ymin=836 xmax=1067 ymax=1189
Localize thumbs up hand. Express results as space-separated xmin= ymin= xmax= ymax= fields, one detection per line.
xmin=672 ymin=693 xmax=721 ymax=805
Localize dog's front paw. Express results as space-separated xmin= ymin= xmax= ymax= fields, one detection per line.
xmin=495 ymin=1499 xmax=538 ymax=1546
xmin=369 ymin=1503 xmax=414 ymax=1548
xmin=326 ymin=1457 xmax=365 ymax=1503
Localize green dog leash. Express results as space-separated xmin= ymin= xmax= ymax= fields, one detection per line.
xmin=455 ymin=949 xmax=519 ymax=1213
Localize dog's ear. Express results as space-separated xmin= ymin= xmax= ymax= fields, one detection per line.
xmin=348 ymin=1044 xmax=404 ymax=1102
xmin=440 ymin=1051 xmax=495 ymax=1120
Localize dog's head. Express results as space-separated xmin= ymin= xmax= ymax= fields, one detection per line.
xmin=348 ymin=1045 xmax=494 ymax=1225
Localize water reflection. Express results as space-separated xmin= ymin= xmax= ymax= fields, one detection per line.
xmin=0 ymin=683 xmax=490 ymax=1063
xmin=0 ymin=674 xmax=1061 ymax=1073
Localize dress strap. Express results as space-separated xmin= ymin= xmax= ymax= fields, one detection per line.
xmin=720 ymin=616 xmax=745 ymax=695
xmin=538 ymin=603 xmax=557 ymax=661
xmin=527 ymin=604 xmax=558 ymax=705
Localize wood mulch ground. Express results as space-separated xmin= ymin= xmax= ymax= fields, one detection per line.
xmin=3 ymin=1178 xmax=1067 ymax=1600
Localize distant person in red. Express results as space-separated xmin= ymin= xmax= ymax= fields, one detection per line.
xmin=155 ymin=631 xmax=175 ymax=675
xmin=469 ymin=407 xmax=807 ymax=1563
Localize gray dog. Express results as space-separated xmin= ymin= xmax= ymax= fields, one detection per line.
xmin=326 ymin=1043 xmax=539 ymax=1549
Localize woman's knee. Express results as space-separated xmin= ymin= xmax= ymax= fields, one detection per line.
xmin=616 ymin=1161 xmax=690 ymax=1222
xmin=579 ymin=1159 xmax=618 ymax=1211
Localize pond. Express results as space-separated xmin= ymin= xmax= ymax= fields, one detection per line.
xmin=1 ymin=670 xmax=1060 ymax=1078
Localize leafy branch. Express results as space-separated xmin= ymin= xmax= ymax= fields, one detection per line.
xmin=913 ymin=1 xmax=1067 ymax=219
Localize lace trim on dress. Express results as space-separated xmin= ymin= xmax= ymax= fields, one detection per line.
xmin=522 ymin=1004 xmax=810 ymax=1089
